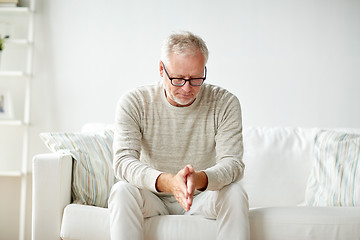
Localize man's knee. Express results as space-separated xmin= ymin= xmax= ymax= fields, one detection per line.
xmin=218 ymin=182 xmax=249 ymax=207
xmin=222 ymin=182 xmax=247 ymax=196
xmin=109 ymin=181 xmax=141 ymax=206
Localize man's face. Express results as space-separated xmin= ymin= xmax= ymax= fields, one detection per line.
xmin=160 ymin=50 xmax=206 ymax=107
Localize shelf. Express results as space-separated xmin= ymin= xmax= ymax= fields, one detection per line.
xmin=0 ymin=171 xmax=22 ymax=177
xmin=0 ymin=71 xmax=28 ymax=77
xmin=5 ymin=39 xmax=31 ymax=45
xmin=0 ymin=120 xmax=25 ymax=126
xmin=0 ymin=7 xmax=30 ymax=13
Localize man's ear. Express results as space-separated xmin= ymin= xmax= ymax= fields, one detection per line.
xmin=159 ymin=61 xmax=164 ymax=77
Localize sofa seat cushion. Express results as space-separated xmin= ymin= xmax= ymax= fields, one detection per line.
xmin=61 ymin=204 xmax=110 ymax=240
xmin=61 ymin=204 xmax=360 ymax=240
xmin=60 ymin=204 xmax=216 ymax=240
xmin=250 ymin=207 xmax=360 ymax=240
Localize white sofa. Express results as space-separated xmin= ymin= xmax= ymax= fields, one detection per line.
xmin=32 ymin=126 xmax=360 ymax=240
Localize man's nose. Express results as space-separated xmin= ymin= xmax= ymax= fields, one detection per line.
xmin=181 ymin=80 xmax=192 ymax=92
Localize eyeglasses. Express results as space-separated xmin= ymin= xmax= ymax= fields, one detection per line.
xmin=162 ymin=62 xmax=207 ymax=87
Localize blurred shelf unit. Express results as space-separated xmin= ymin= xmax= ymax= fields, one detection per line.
xmin=0 ymin=0 xmax=35 ymax=239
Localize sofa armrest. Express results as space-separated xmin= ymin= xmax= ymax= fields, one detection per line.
xmin=32 ymin=153 xmax=72 ymax=240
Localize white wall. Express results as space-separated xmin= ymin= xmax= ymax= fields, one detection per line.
xmin=32 ymin=0 xmax=360 ymax=137
xmin=9 ymin=0 xmax=360 ymax=239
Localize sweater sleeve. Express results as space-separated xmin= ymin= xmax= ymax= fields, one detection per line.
xmin=112 ymin=92 xmax=163 ymax=192
xmin=203 ymin=94 xmax=245 ymax=191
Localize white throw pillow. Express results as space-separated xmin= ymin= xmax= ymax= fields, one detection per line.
xmin=305 ymin=130 xmax=360 ymax=206
xmin=40 ymin=129 xmax=116 ymax=208
xmin=241 ymin=127 xmax=317 ymax=208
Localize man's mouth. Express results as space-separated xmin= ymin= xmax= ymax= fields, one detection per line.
xmin=178 ymin=93 xmax=192 ymax=98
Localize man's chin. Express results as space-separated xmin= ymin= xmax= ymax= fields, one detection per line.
xmin=174 ymin=98 xmax=195 ymax=106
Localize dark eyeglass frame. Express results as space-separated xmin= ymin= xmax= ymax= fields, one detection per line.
xmin=161 ymin=61 xmax=207 ymax=87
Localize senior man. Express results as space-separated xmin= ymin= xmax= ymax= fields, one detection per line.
xmin=109 ymin=31 xmax=249 ymax=240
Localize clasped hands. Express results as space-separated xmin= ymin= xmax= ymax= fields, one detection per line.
xmin=156 ymin=165 xmax=208 ymax=212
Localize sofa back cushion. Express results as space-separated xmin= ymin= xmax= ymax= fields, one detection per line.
xmin=242 ymin=127 xmax=318 ymax=208
xmin=80 ymin=124 xmax=318 ymax=208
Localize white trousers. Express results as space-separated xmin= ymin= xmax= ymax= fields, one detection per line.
xmin=108 ymin=181 xmax=250 ymax=240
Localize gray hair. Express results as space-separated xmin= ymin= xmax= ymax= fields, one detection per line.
xmin=161 ymin=31 xmax=209 ymax=66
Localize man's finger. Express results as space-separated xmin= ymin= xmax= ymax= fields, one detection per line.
xmin=175 ymin=191 xmax=190 ymax=211
xmin=187 ymin=174 xmax=195 ymax=194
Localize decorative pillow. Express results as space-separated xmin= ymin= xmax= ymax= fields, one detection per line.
xmin=40 ymin=129 xmax=116 ymax=208
xmin=305 ymin=130 xmax=360 ymax=206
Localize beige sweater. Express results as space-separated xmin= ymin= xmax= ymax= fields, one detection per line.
xmin=113 ymin=82 xmax=244 ymax=195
